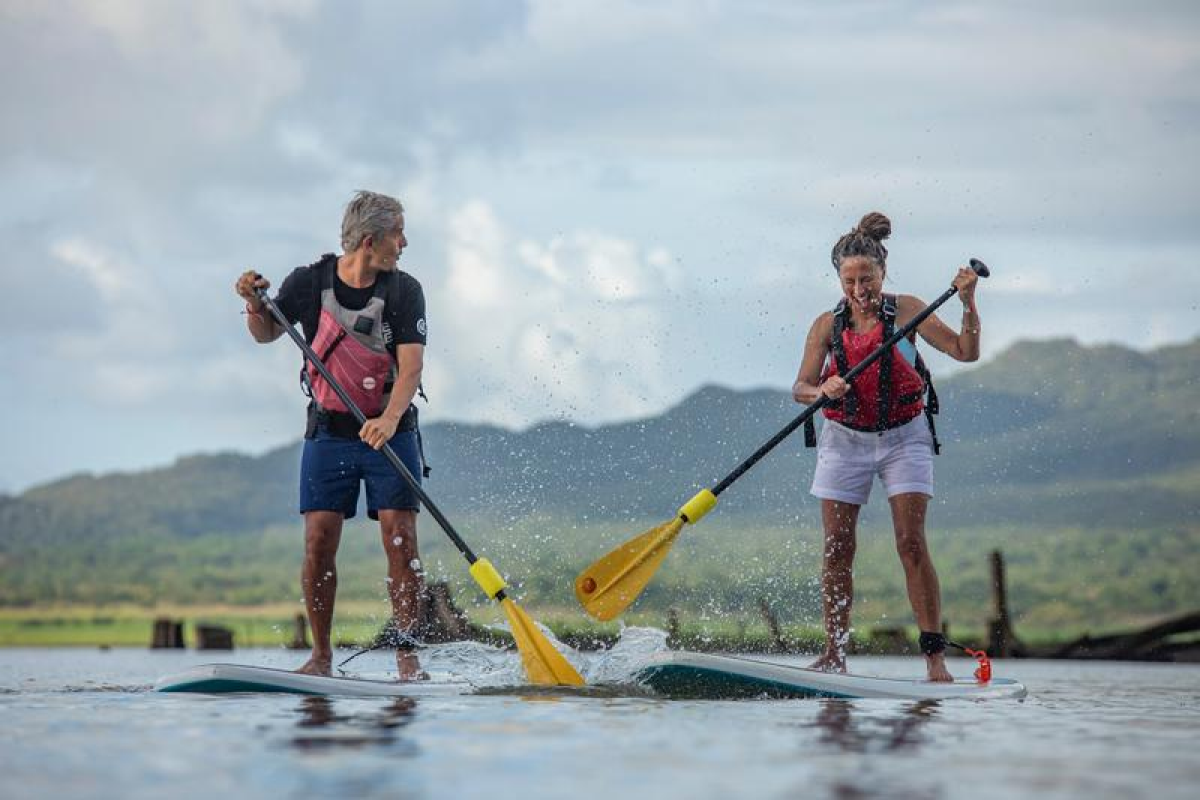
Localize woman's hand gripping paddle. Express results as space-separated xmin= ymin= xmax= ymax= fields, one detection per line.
xmin=575 ymin=259 xmax=990 ymax=621
xmin=256 ymin=288 xmax=584 ymax=686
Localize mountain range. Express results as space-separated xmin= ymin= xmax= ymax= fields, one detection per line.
xmin=2 ymin=337 xmax=1197 ymax=626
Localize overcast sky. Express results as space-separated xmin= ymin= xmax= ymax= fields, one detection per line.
xmin=1 ymin=0 xmax=1197 ymax=493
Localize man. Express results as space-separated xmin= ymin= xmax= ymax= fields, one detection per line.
xmin=234 ymin=190 xmax=428 ymax=680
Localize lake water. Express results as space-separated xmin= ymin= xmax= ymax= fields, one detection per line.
xmin=1 ymin=638 xmax=1197 ymax=800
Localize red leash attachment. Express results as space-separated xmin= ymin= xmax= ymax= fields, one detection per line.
xmin=964 ymin=648 xmax=992 ymax=683
xmin=944 ymin=638 xmax=992 ymax=683
xmin=925 ymin=633 xmax=994 ymax=684
xmin=945 ymin=638 xmax=993 ymax=681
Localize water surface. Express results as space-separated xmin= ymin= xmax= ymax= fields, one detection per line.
xmin=1 ymin=645 xmax=1197 ymax=799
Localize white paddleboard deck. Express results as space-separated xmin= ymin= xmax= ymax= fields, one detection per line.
xmin=635 ymin=651 xmax=1027 ymax=700
xmin=155 ymin=663 xmax=463 ymax=697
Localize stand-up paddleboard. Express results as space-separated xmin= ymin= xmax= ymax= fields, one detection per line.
xmin=635 ymin=652 xmax=1026 ymax=700
xmin=155 ymin=664 xmax=458 ymax=697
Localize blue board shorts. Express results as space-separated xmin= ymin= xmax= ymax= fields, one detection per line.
xmin=300 ymin=420 xmax=423 ymax=520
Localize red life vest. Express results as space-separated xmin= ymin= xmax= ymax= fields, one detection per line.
xmin=807 ymin=294 xmax=942 ymax=452
xmin=305 ymin=264 xmax=396 ymax=418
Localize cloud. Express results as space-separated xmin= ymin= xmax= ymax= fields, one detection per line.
xmin=2 ymin=0 xmax=1199 ymax=492
xmin=426 ymin=201 xmax=681 ymax=425
xmin=51 ymin=239 xmax=143 ymax=304
xmin=0 ymin=1 xmax=310 ymax=167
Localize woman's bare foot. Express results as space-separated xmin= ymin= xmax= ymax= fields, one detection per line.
xmin=295 ymin=655 xmax=333 ymax=676
xmin=396 ymin=652 xmax=429 ymax=682
xmin=808 ymin=650 xmax=847 ymax=673
xmin=925 ymin=653 xmax=953 ymax=682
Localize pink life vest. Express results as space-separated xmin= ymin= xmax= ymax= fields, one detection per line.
xmin=306 ymin=268 xmax=395 ymax=418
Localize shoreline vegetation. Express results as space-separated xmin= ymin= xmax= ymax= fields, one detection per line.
xmin=2 ymin=520 xmax=1194 ymax=631
xmin=4 ymin=603 xmax=1197 ymax=662
xmin=2 ymin=341 xmax=1197 ymax=658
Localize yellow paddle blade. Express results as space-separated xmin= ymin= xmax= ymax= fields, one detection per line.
xmin=574 ymin=517 xmax=685 ymax=621
xmin=500 ymin=597 xmax=585 ymax=686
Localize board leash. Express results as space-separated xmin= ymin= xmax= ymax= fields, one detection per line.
xmin=337 ymin=619 xmax=424 ymax=671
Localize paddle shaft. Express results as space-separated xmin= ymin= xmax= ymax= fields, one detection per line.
xmin=710 ymin=259 xmax=988 ymax=497
xmin=255 ymin=289 xmax=501 ymax=595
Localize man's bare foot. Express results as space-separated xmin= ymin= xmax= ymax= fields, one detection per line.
xmin=808 ymin=651 xmax=847 ymax=673
xmin=925 ymin=653 xmax=953 ymax=682
xmin=296 ymin=655 xmax=332 ymax=677
xmin=396 ymin=652 xmax=429 ymax=682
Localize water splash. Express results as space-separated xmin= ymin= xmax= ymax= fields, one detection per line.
xmin=418 ymin=640 xmax=525 ymax=687
xmin=585 ymin=626 xmax=669 ymax=684
xmin=337 ymin=626 xmax=671 ymax=691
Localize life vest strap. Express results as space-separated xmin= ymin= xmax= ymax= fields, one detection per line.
xmin=300 ymin=327 xmax=348 ymax=399
xmin=876 ymin=294 xmax=897 ymax=438
xmin=808 ymin=294 xmax=943 ymax=453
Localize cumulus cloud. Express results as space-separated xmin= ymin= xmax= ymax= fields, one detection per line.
xmin=1 ymin=0 xmax=1198 ymax=491
xmin=0 ymin=0 xmax=310 ymax=165
xmin=427 ymin=201 xmax=681 ymax=425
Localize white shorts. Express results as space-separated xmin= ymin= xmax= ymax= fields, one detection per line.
xmin=810 ymin=415 xmax=935 ymax=506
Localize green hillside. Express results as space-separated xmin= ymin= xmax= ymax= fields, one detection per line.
xmin=1 ymin=337 xmax=1197 ymax=630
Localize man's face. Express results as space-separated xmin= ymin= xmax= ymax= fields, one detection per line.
xmin=369 ymin=215 xmax=407 ymax=271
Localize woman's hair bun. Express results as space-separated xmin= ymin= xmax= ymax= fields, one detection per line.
xmin=855 ymin=212 xmax=891 ymax=242
xmin=830 ymin=210 xmax=892 ymax=270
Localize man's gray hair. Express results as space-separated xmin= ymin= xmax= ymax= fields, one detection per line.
xmin=341 ymin=190 xmax=405 ymax=252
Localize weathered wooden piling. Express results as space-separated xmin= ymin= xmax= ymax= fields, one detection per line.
xmin=1049 ymin=610 xmax=1200 ymax=661
xmin=757 ymin=597 xmax=787 ymax=653
xmin=420 ymin=582 xmax=470 ymax=643
xmin=666 ymin=607 xmax=681 ymax=646
xmin=987 ymin=549 xmax=1028 ymax=657
xmin=288 ymin=613 xmax=310 ymax=650
xmin=151 ymin=618 xmax=185 ymax=648
xmin=988 ymin=550 xmax=1011 ymax=656
xmin=196 ymin=624 xmax=234 ymax=650
xmin=868 ymin=625 xmax=912 ymax=655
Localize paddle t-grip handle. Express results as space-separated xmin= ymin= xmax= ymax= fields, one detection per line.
xmin=969 ymin=258 xmax=990 ymax=278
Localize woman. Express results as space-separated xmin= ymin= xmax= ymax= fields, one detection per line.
xmin=791 ymin=212 xmax=980 ymax=682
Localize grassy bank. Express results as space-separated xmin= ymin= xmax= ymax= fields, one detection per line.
xmin=0 ymin=603 xmax=387 ymax=648
xmin=3 ymin=517 xmax=1197 ymax=633
xmin=3 ymin=517 xmax=1195 ymax=650
xmin=0 ymin=602 xmax=1122 ymax=651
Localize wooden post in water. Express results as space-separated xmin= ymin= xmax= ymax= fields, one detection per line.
xmin=289 ymin=613 xmax=310 ymax=650
xmin=988 ymin=550 xmax=1012 ymax=657
xmin=666 ymin=607 xmax=681 ymax=647
xmin=421 ymin=582 xmax=470 ymax=643
xmin=196 ymin=624 xmax=234 ymax=650
xmin=757 ymin=597 xmax=786 ymax=653
xmin=151 ymin=618 xmax=185 ymax=648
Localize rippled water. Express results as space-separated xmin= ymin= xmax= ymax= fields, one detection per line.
xmin=2 ymin=637 xmax=1197 ymax=800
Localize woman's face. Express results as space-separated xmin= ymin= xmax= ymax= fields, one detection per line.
xmin=837 ymin=256 xmax=885 ymax=314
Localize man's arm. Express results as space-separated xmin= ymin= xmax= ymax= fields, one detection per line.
xmin=235 ymin=269 xmax=285 ymax=343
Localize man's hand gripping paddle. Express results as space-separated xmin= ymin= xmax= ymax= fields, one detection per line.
xmin=256 ymin=288 xmax=584 ymax=686
xmin=574 ymin=259 xmax=991 ymax=621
